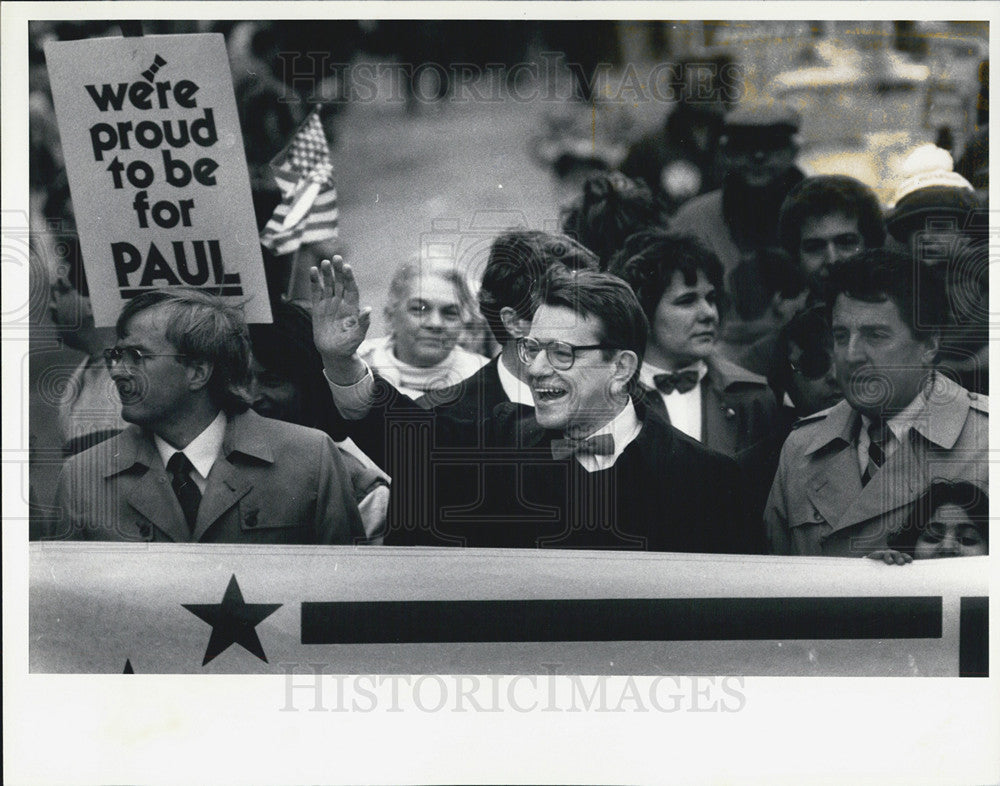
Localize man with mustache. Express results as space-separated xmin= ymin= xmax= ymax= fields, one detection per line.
xmin=764 ymin=251 xmax=988 ymax=556
xmin=47 ymin=289 xmax=366 ymax=544
xmin=313 ymin=258 xmax=752 ymax=551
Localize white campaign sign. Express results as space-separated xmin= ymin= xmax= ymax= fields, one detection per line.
xmin=45 ymin=33 xmax=271 ymax=325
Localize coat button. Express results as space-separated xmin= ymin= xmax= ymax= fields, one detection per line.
xmin=813 ymin=510 xmax=823 ymax=521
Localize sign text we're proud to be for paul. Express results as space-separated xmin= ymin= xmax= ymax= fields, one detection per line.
xmin=46 ymin=33 xmax=271 ymax=325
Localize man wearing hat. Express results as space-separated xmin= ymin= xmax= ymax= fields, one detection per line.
xmin=886 ymin=145 xmax=988 ymax=394
xmin=671 ymin=101 xmax=806 ymax=359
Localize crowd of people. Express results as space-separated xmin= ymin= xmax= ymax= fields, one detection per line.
xmin=30 ymin=27 xmax=989 ymax=564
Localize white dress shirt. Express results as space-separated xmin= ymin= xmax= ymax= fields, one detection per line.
xmin=154 ymin=410 xmax=227 ymax=494
xmin=639 ymin=360 xmax=708 ymax=441
xmin=496 ymin=354 xmax=535 ymax=406
xmin=856 ymin=389 xmax=928 ymax=477
xmin=573 ymin=399 xmax=643 ymax=473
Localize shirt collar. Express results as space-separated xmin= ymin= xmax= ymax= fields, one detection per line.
xmin=639 ymin=360 xmax=708 ymax=391
xmin=805 ymin=373 xmax=959 ymax=456
xmin=574 ymin=398 xmax=643 ymax=472
xmin=861 ymin=387 xmax=928 ymax=443
xmin=154 ymin=410 xmax=227 ymax=480
xmin=497 ymin=354 xmax=535 ymax=406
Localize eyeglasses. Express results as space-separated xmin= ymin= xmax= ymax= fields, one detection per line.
xmin=799 ymin=233 xmax=863 ymax=256
xmin=103 ymin=347 xmax=187 ymax=369
xmin=516 ymin=337 xmax=617 ymax=370
xmin=789 ymin=349 xmax=833 ymax=380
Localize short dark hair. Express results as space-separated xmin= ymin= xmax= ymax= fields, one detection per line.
xmin=560 ymin=171 xmax=660 ymax=270
xmin=778 ymin=175 xmax=886 ymax=258
xmin=890 ymin=480 xmax=989 ymax=553
xmin=773 ymin=304 xmax=832 ymax=395
xmin=478 ymin=230 xmax=599 ymax=347
xmin=606 ymin=230 xmax=724 ymax=324
xmin=248 ymin=300 xmax=343 ymax=437
xmin=535 ymin=266 xmax=648 ymax=365
xmin=116 ymin=289 xmax=252 ymax=414
xmin=824 ymin=250 xmax=949 ymax=341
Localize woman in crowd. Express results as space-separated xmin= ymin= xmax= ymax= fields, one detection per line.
xmin=358 ymin=257 xmax=488 ymax=401
xmin=608 ymin=230 xmax=783 ymax=530
xmin=868 ymin=480 xmax=988 ymax=564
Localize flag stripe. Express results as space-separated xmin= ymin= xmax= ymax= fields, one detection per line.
xmin=260 ymin=108 xmax=338 ymax=255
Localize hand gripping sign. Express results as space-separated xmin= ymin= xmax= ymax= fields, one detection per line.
xmin=45 ymin=33 xmax=272 ymax=326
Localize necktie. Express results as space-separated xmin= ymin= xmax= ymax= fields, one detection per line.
xmin=551 ymin=433 xmax=615 ymax=461
xmin=167 ymin=452 xmax=202 ymax=532
xmin=861 ymin=420 xmax=889 ymax=486
xmin=653 ymin=370 xmax=700 ymax=395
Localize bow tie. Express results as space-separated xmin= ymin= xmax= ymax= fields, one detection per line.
xmin=551 ymin=433 xmax=615 ymax=461
xmin=653 ymin=369 xmax=700 ymax=395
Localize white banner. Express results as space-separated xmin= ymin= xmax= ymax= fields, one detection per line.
xmin=30 ymin=544 xmax=988 ymax=676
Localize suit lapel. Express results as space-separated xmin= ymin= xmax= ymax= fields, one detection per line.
xmin=638 ymin=384 xmax=670 ymax=424
xmin=109 ymin=431 xmax=187 ymax=542
xmin=122 ymin=464 xmax=191 ymax=543
xmin=805 ymin=442 xmax=863 ymax=532
xmin=701 ymin=377 xmax=737 ymax=455
xmin=832 ymin=432 xmax=925 ymax=533
xmin=192 ymin=456 xmax=254 ymax=541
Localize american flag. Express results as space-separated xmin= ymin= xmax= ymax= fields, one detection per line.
xmin=259 ymin=108 xmax=339 ymax=256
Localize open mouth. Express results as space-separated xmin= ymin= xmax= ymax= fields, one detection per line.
xmin=532 ymin=385 xmax=568 ymax=403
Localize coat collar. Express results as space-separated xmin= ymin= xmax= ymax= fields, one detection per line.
xmin=705 ymin=355 xmax=768 ymax=391
xmin=102 ymin=409 xmax=275 ymax=478
xmin=803 ymin=373 xmax=972 ymax=456
xmin=219 ymin=409 xmax=275 ymax=463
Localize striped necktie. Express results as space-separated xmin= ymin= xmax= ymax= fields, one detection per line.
xmin=861 ymin=419 xmax=889 ymax=486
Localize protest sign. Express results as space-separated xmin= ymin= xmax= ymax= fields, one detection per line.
xmin=45 ymin=33 xmax=271 ymax=325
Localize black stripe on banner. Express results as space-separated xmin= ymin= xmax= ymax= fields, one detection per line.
xmin=301 ymin=597 xmax=941 ymax=644
xmin=959 ymin=596 xmax=988 ymax=677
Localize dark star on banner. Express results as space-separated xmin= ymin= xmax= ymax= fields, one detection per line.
xmin=183 ymin=574 xmax=281 ymax=666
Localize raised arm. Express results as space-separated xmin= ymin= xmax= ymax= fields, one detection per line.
xmin=309 ymin=256 xmax=372 ymax=385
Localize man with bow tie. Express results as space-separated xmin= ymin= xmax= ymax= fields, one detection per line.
xmin=312 ymin=258 xmax=753 ymax=552
xmin=609 ymin=231 xmax=783 ymax=526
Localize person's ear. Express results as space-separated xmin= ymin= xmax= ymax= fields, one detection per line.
xmin=500 ymin=306 xmax=531 ymax=341
xmin=186 ymin=359 xmax=214 ymax=393
xmin=612 ymin=350 xmax=639 ymax=390
xmin=921 ymin=332 xmax=941 ymax=365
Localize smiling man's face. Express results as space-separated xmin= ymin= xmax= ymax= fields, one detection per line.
xmin=526 ymin=305 xmax=627 ymax=439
